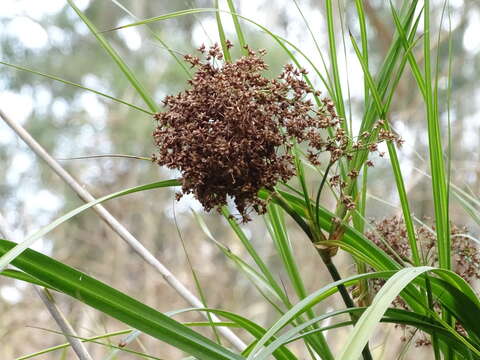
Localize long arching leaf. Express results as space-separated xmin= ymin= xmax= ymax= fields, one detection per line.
xmin=0 ymin=239 xmax=243 ymax=360
xmin=0 ymin=179 xmax=180 ymax=271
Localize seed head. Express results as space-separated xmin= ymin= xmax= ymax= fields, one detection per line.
xmin=360 ymin=216 xmax=480 ymax=346
xmin=152 ymin=44 xmax=339 ymax=221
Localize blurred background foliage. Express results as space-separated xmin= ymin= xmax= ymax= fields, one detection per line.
xmin=0 ymin=0 xmax=479 ymax=358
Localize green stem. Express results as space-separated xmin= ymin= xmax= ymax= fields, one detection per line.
xmin=271 ymin=191 xmax=373 ymax=360
xmin=315 ymin=160 xmax=334 ymax=228
xmin=318 ymin=250 xmax=373 ymax=360
xmin=425 ymin=276 xmax=441 ymax=359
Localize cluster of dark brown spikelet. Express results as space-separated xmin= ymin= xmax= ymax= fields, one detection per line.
xmin=152 ymin=43 xmax=399 ymax=221
xmin=362 ymin=216 xmax=480 ymax=346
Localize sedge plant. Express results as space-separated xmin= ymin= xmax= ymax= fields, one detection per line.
xmin=1 ymin=1 xmax=480 ymax=359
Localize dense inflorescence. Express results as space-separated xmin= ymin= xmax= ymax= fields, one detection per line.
xmin=152 ymin=43 xmax=400 ymax=221
xmin=153 ymin=44 xmax=323 ymax=220
xmin=367 ymin=216 xmax=480 ymax=285
xmin=361 ymin=216 xmax=480 ymax=345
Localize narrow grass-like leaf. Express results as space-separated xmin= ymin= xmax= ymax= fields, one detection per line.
xmin=338 ymin=267 xmax=432 ymax=360
xmin=418 ymin=168 xmax=480 ymax=225
xmin=423 ymin=0 xmax=451 ymax=270
xmin=106 ymin=8 xmax=220 ymax=31
xmin=254 ymin=309 xmax=355 ymax=360
xmin=352 ymin=166 xmax=371 ymax=305
xmin=356 ymin=0 xmax=419 ymax=137
xmin=245 ymin=270 xmax=397 ymax=360
xmin=0 ymin=179 xmax=180 ymax=271
xmin=256 ymin=306 xmax=474 ymax=360
xmin=336 ymin=0 xmax=354 ymax=131
xmin=382 ymin=309 xmax=477 ymax=358
xmin=104 ymin=8 xmax=333 ymax=102
xmin=445 ymin=2 xmax=453 ymax=242
xmin=389 ymin=2 xmax=426 ymax=97
xmin=266 ymin=204 xmax=309 ymax=301
xmin=293 ymin=147 xmax=316 ymax=227
xmin=215 ymin=0 xmax=232 ymax=62
xmin=274 ymin=34 xmax=334 ymax=98
xmin=0 ymin=239 xmax=243 ymax=360
xmin=172 ymin=207 xmax=222 ymax=346
xmin=108 ymin=0 xmax=191 ymax=78
xmin=32 ymin=326 xmax=164 ymax=360
xmin=348 ymin=29 xmax=420 ymax=266
xmin=57 ymin=153 xmax=151 ymax=161
xmin=265 ymin=203 xmax=334 ymax=360
xmin=352 ymin=0 xmax=369 ymax=235
xmin=225 ymin=0 xmax=247 ymax=55
xmin=291 ymin=0 xmax=333 ymax=92
xmin=67 ymin=0 xmax=158 ymax=112
xmin=193 ymin=211 xmax=284 ymax=312
xmin=221 ymin=208 xmax=287 ymax=299
xmin=383 ymin=9 xmax=423 ymax=112
xmin=171 ymin=308 xmax=297 ymax=360
xmin=0 ymin=61 xmax=153 ymax=115
xmin=15 ymin=330 xmax=133 ymax=360
xmin=1 ymin=269 xmax=53 ymax=288
xmin=354 ymin=164 xmax=368 ymax=234
xmin=324 ymin=0 xmax=346 ymax=129
xmin=454 ymin=191 xmax=480 ymax=228
xmin=354 ymin=0 xmax=369 ymax=107
xmin=428 ymin=277 xmax=480 ymax=343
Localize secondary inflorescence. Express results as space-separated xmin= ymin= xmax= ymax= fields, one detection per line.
xmin=362 ymin=216 xmax=480 ymax=346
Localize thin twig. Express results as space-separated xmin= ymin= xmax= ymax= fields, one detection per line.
xmin=0 ymin=213 xmax=93 ymax=360
xmin=35 ymin=288 xmax=94 ymax=360
xmin=0 ymin=109 xmax=246 ymax=351
xmin=57 ymin=154 xmax=151 ymax=161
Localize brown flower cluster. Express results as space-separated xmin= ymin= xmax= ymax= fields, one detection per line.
xmin=153 ymin=44 xmax=339 ymax=221
xmin=152 ymin=43 xmax=401 ymax=220
xmin=327 ymin=119 xmax=403 ymax=211
xmin=367 ymin=216 xmax=480 ymax=284
xmin=361 ymin=216 xmax=480 ymax=346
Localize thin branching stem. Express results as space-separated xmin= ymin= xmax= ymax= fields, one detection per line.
xmin=315 ymin=160 xmax=334 ymax=228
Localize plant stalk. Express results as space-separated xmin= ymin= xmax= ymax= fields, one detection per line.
xmin=316 ymin=248 xmax=373 ymax=360
xmin=271 ymin=192 xmax=373 ymax=360
xmin=35 ymin=288 xmax=94 ymax=360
